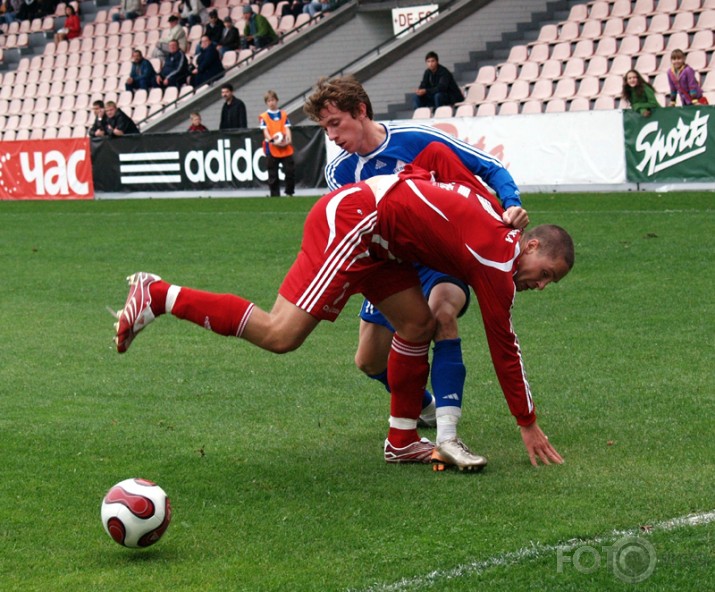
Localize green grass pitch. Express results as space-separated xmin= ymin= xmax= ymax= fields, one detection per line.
xmin=0 ymin=192 xmax=713 ymax=591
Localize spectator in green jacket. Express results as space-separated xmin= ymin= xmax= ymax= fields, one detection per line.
xmin=622 ymin=69 xmax=660 ymax=117
xmin=241 ymin=4 xmax=278 ymax=50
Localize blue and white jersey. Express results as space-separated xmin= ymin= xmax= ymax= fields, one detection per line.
xmin=325 ymin=123 xmax=521 ymax=208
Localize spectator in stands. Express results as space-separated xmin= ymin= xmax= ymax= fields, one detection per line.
xmin=88 ymin=100 xmax=107 ymax=137
xmin=126 ymin=49 xmax=158 ymax=92
xmin=413 ymin=51 xmax=464 ymax=110
xmin=0 ymin=0 xmax=22 ymax=24
xmin=190 ymin=34 xmax=224 ymax=87
xmin=217 ymin=16 xmax=240 ymax=57
xmin=112 ymin=0 xmax=144 ymax=23
xmin=259 ymin=90 xmax=295 ymax=198
xmin=203 ymin=9 xmax=224 ymax=45
xmin=156 ymin=39 xmax=190 ymax=89
xmin=17 ymin=0 xmax=41 ymax=21
xmin=153 ymin=14 xmax=188 ymax=58
xmin=667 ymin=49 xmax=707 ymax=107
xmin=302 ymin=0 xmax=338 ymax=18
xmin=187 ymin=111 xmax=208 ymax=132
xmin=241 ymin=4 xmax=278 ymax=50
xmin=622 ymin=70 xmax=659 ymax=118
xmin=281 ymin=0 xmax=308 ymax=18
xmin=103 ymin=100 xmax=140 ymax=136
xmin=54 ymin=4 xmax=81 ymax=44
xmin=178 ymin=0 xmax=202 ymax=28
xmin=219 ymin=83 xmax=247 ymax=130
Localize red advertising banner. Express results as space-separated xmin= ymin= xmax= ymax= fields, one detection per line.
xmin=0 ymin=138 xmax=94 ymax=200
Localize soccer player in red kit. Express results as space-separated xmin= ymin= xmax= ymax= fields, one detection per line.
xmin=113 ymin=151 xmax=573 ymax=467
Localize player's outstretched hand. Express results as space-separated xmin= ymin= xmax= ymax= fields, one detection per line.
xmin=520 ymin=422 xmax=563 ymax=467
xmin=503 ymin=206 xmax=529 ymax=230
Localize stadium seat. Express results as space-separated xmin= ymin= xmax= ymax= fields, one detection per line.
xmin=507 ymin=45 xmax=528 ymax=63
xmin=624 ymin=14 xmax=647 ymax=36
xmin=558 ymin=21 xmax=579 ymax=42
xmin=664 ymin=31 xmax=690 ymax=53
xmin=695 ymin=10 xmax=715 ymax=30
xmin=454 ymin=104 xmax=475 ymax=117
xmin=552 ymin=78 xmax=576 ymax=100
xmin=671 ymin=11 xmax=695 ymax=32
xmin=507 ymin=80 xmax=530 ymax=102
xmin=589 ymin=1 xmax=611 ymax=20
xmin=594 ymin=96 xmax=616 ymax=110
xmin=563 ymin=57 xmax=585 ymax=79
xmin=653 ymin=72 xmax=670 ymax=94
xmin=685 ymin=50 xmax=707 ymax=72
xmin=690 ymin=29 xmax=714 ymax=51
xmin=485 ymin=82 xmax=508 ymax=103
xmin=632 ymin=0 xmax=655 ymax=14
xmin=458 ymin=82 xmax=486 ymax=105
xmin=433 ymin=106 xmax=453 ymax=118
xmin=530 ymin=79 xmax=554 ymax=101
xmin=577 ymin=76 xmax=600 ymax=99
xmin=567 ymin=4 xmax=588 ymax=22
xmin=475 ymin=102 xmax=496 ymax=117
xmin=573 ymin=39 xmax=595 ymax=59
xmin=498 ymin=101 xmax=519 ymax=116
xmin=640 ymin=33 xmax=665 ymax=55
xmin=634 ymin=53 xmax=657 ymax=76
xmin=602 ymin=17 xmax=625 ymax=37
xmin=580 ymin=20 xmax=602 ymax=40
xmin=648 ymin=13 xmax=670 ymax=34
xmin=569 ymin=97 xmax=591 ymax=111
xmin=536 ymin=24 xmax=558 ymax=44
xmin=496 ymin=63 xmax=518 ymax=83
xmin=602 ymin=74 xmax=625 ymax=97
xmin=475 ymin=65 xmax=496 ymax=85
xmin=550 ymin=42 xmax=572 ymax=62
xmin=517 ymin=61 xmax=540 ymax=82
xmin=609 ymin=55 xmax=633 ymax=77
xmin=616 ymin=35 xmax=641 ymax=56
xmin=655 ymin=0 xmax=677 ymax=12
xmin=611 ymin=0 xmax=633 ymax=18
xmin=527 ymin=43 xmax=550 ymax=63
xmin=544 ymin=99 xmax=566 ymax=113
xmin=412 ymin=107 xmax=432 ymax=119
xmin=702 ymin=71 xmax=715 ymax=91
xmin=540 ymin=60 xmax=562 ymax=80
xmin=594 ymin=37 xmax=617 ymax=57
xmin=521 ymin=100 xmax=543 ymax=114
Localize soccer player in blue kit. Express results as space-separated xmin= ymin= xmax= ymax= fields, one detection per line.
xmin=303 ymin=76 xmax=530 ymax=470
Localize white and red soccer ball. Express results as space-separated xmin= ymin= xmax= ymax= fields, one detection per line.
xmin=101 ymin=478 xmax=171 ymax=548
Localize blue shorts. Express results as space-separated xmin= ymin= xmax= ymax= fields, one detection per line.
xmin=359 ymin=264 xmax=470 ymax=331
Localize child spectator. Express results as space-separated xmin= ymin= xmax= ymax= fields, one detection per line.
xmin=622 ymin=69 xmax=659 ymax=117
xmin=667 ymin=49 xmax=707 ymax=106
xmin=54 ymin=4 xmax=81 ymax=45
xmin=259 ymin=90 xmax=295 ymax=197
xmin=187 ymin=112 xmax=208 ymax=132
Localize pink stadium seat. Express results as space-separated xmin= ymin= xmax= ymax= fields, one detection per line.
xmin=562 ymin=57 xmax=585 ymax=78
xmin=558 ymin=21 xmax=579 ymax=42
xmin=580 ymin=20 xmax=602 ymax=40
xmin=132 ymin=104 xmax=148 ymax=123
xmin=16 ymin=129 xmax=31 ymax=141
xmin=496 ymin=62 xmax=518 ymax=83
xmin=624 ymin=15 xmax=647 ymax=36
xmin=260 ymin=2 xmax=274 ymax=17
xmin=686 ymin=50 xmax=707 ymax=72
xmin=633 ymin=0 xmax=655 ymax=14
xmin=634 ymin=53 xmax=657 ymax=75
xmin=653 ymin=72 xmax=670 ymax=93
xmin=552 ymin=78 xmax=576 ymax=100
xmin=617 ymin=35 xmax=641 ymax=56
xmin=21 ymin=98 xmax=35 ymax=114
xmin=594 ymin=37 xmax=617 ymax=57
xmin=540 ymin=60 xmax=562 ymax=80
xmin=507 ymin=80 xmax=530 ymax=102
xmin=671 ymin=12 xmax=695 ymax=32
xmin=43 ymin=127 xmax=57 ymax=139
xmin=602 ymin=74 xmax=625 ymax=97
xmin=550 ymin=42 xmax=572 ymax=61
xmin=222 ymin=51 xmax=238 ymax=69
xmin=655 ymin=0 xmax=677 ymax=12
xmin=691 ymin=29 xmax=714 ymax=51
xmin=602 ymin=17 xmax=625 ymax=37
xmin=695 ymin=10 xmax=715 ymax=30
xmin=569 ymin=97 xmax=591 ymax=111
xmin=537 ymin=24 xmax=558 ymax=44
xmin=521 ymin=100 xmax=543 ymax=114
xmin=475 ymin=65 xmax=496 ymax=85
xmin=459 ymin=82 xmax=486 ymax=104
xmin=530 ymin=79 xmax=553 ymax=101
xmin=640 ymin=33 xmax=664 ymax=55
xmin=277 ymin=14 xmax=295 ymax=34
xmin=454 ymin=104 xmax=475 ymax=117
xmin=589 ymin=1 xmax=611 ymax=20
xmin=507 ymin=45 xmax=528 ymax=63
xmin=30 ymin=128 xmax=44 ymax=140
xmin=545 ymin=99 xmax=566 ymax=113
xmin=573 ymin=39 xmax=595 ymax=59
xmin=679 ymin=0 xmax=702 ymax=8
xmin=702 ymin=71 xmax=715 ymax=91
xmin=611 ymin=0 xmax=632 ymax=18
xmin=498 ymin=102 xmax=519 ymax=116
xmin=609 ymin=55 xmax=633 ymax=76
xmin=161 ymin=86 xmax=179 ymax=106
xmin=433 ymin=106 xmax=453 ymax=118
xmin=648 ymin=13 xmax=670 ymax=34
xmin=476 ymin=103 xmax=496 ymax=117
xmin=567 ymin=4 xmax=588 ymax=22
xmin=517 ymin=61 xmax=540 ymax=82
xmin=577 ymin=76 xmax=601 ymax=98
xmin=664 ymin=31 xmax=689 ymax=53
xmin=57 ymin=126 xmax=73 ymax=139
xmin=485 ymin=82 xmax=508 ymax=103
xmin=593 ymin=96 xmax=616 ymax=110
xmin=527 ymin=43 xmax=550 ymax=63
xmin=412 ymin=107 xmax=431 ymax=119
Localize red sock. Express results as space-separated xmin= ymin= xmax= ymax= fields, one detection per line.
xmin=164 ymin=285 xmax=255 ymax=337
xmin=387 ymin=334 xmax=430 ymax=448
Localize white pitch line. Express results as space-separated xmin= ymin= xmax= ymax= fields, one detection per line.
xmin=353 ymin=510 xmax=715 ymax=592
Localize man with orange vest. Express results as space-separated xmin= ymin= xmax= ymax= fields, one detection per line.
xmin=259 ymin=90 xmax=296 ymax=197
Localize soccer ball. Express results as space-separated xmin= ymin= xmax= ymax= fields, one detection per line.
xmin=101 ymin=478 xmax=172 ymax=548
xmin=272 ymin=132 xmax=284 ymax=144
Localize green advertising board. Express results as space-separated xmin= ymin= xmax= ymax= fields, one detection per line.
xmin=624 ymin=106 xmax=715 ymax=183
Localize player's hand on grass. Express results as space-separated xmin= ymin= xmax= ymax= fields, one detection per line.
xmin=520 ymin=422 xmax=563 ymax=466
xmin=503 ymin=206 xmax=529 ymax=230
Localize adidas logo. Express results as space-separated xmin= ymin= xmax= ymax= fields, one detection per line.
xmin=374 ymin=160 xmax=386 ymax=170
xmin=443 ymin=393 xmax=460 ymax=401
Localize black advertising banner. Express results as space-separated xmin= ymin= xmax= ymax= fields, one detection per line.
xmin=90 ymin=127 xmax=327 ymax=193
xmin=624 ymin=106 xmax=715 ymax=183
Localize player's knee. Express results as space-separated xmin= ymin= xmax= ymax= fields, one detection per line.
xmin=395 ymin=316 xmax=436 ymax=343
xmin=262 ymin=332 xmax=306 ymax=354
xmin=433 ymin=308 xmax=460 ymax=341
xmin=354 ymin=351 xmax=384 ymax=376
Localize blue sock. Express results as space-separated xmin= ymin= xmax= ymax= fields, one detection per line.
xmin=368 ymin=370 xmax=433 ymax=409
xmin=431 ymin=338 xmax=466 ymax=411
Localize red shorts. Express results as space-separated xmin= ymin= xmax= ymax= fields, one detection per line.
xmin=279 ymin=184 xmax=420 ymax=322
